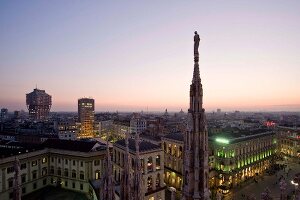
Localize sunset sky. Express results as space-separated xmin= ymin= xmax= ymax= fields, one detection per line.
xmin=0 ymin=1 xmax=299 ymax=112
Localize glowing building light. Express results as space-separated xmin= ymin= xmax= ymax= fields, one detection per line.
xmin=216 ymin=138 xmax=229 ymax=144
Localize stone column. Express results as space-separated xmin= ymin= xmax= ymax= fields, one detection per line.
xmin=144 ymin=158 xmax=147 ymax=175
xmin=1 ymin=168 xmax=6 ymax=191
xmin=153 ymin=154 xmax=156 ymax=172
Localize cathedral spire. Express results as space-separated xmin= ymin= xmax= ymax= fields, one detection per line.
xmin=132 ymin=131 xmax=143 ymax=200
xmin=192 ymin=31 xmax=201 ymax=84
xmin=120 ymin=131 xmax=132 ymax=200
xmin=182 ymin=32 xmax=210 ymax=200
xmin=100 ymin=134 xmax=115 ymax=200
xmin=13 ymin=157 xmax=21 ymax=200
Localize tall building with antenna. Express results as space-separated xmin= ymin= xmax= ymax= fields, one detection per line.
xmin=26 ymin=88 xmax=52 ymax=120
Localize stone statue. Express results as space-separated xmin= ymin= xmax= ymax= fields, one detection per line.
xmin=194 ymin=31 xmax=200 ymax=55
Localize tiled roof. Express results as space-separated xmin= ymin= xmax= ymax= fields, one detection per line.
xmin=43 ymin=139 xmax=98 ymax=152
xmin=114 ymin=139 xmax=161 ymax=153
xmin=163 ymin=132 xmax=184 ymax=142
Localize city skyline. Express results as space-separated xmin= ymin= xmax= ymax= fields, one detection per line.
xmin=1 ymin=1 xmax=300 ymax=112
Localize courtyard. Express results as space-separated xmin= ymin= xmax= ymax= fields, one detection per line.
xmin=22 ymin=186 xmax=89 ymax=200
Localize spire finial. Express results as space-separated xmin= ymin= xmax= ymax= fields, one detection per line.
xmin=192 ymin=32 xmax=201 ymax=83
xmin=194 ymin=31 xmax=200 ymax=62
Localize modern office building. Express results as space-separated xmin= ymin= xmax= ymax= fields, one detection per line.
xmin=26 ymin=88 xmax=52 ymax=120
xmin=78 ymin=98 xmax=95 ymax=138
xmin=57 ymin=121 xmax=78 ymax=140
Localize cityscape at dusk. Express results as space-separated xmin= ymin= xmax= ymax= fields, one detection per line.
xmin=1 ymin=1 xmax=300 ymax=112
xmin=0 ymin=1 xmax=300 ymax=200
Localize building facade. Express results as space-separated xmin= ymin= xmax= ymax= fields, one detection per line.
xmin=210 ymin=131 xmax=277 ymax=194
xmin=0 ymin=139 xmax=106 ymax=200
xmin=78 ymin=98 xmax=95 ymax=138
xmin=57 ymin=121 xmax=78 ymax=140
xmin=278 ymin=126 xmax=300 ymax=159
xmin=26 ymin=88 xmax=52 ymax=121
xmin=113 ymin=138 xmax=165 ymax=200
xmin=162 ymin=132 xmax=184 ymax=191
xmin=130 ymin=113 xmax=147 ymax=134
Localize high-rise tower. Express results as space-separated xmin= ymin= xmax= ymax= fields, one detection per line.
xmin=26 ymin=88 xmax=52 ymax=120
xmin=78 ymin=98 xmax=95 ymax=138
xmin=182 ymin=32 xmax=210 ymax=200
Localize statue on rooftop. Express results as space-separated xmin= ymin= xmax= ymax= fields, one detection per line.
xmin=194 ymin=31 xmax=200 ymax=55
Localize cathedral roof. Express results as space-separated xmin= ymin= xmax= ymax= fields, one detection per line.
xmin=114 ymin=138 xmax=161 ymax=153
xmin=43 ymin=139 xmax=102 ymax=152
xmin=163 ymin=132 xmax=184 ymax=142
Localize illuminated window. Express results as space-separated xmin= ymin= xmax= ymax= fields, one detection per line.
xmin=147 ymin=157 xmax=153 ymax=172
xmin=42 ymin=157 xmax=47 ymax=163
xmin=147 ymin=176 xmax=153 ymax=191
xmin=95 ymin=171 xmax=101 ymax=179
xmin=156 ymin=155 xmax=161 ymax=170
xmin=32 ymin=160 xmax=37 ymax=166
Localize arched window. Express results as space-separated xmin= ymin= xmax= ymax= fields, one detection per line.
xmin=72 ymin=170 xmax=76 ymax=178
xmin=64 ymin=168 xmax=68 ymax=177
xmin=156 ymin=155 xmax=161 ymax=170
xmin=173 ymin=145 xmax=177 ymax=156
xmin=42 ymin=167 xmax=47 ymax=176
xmin=147 ymin=157 xmax=153 ymax=172
xmin=80 ymin=171 xmax=84 ymax=180
xmin=156 ymin=173 xmax=160 ymax=188
xmin=179 ymin=146 xmax=183 ymax=158
xmin=147 ymin=176 xmax=153 ymax=191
